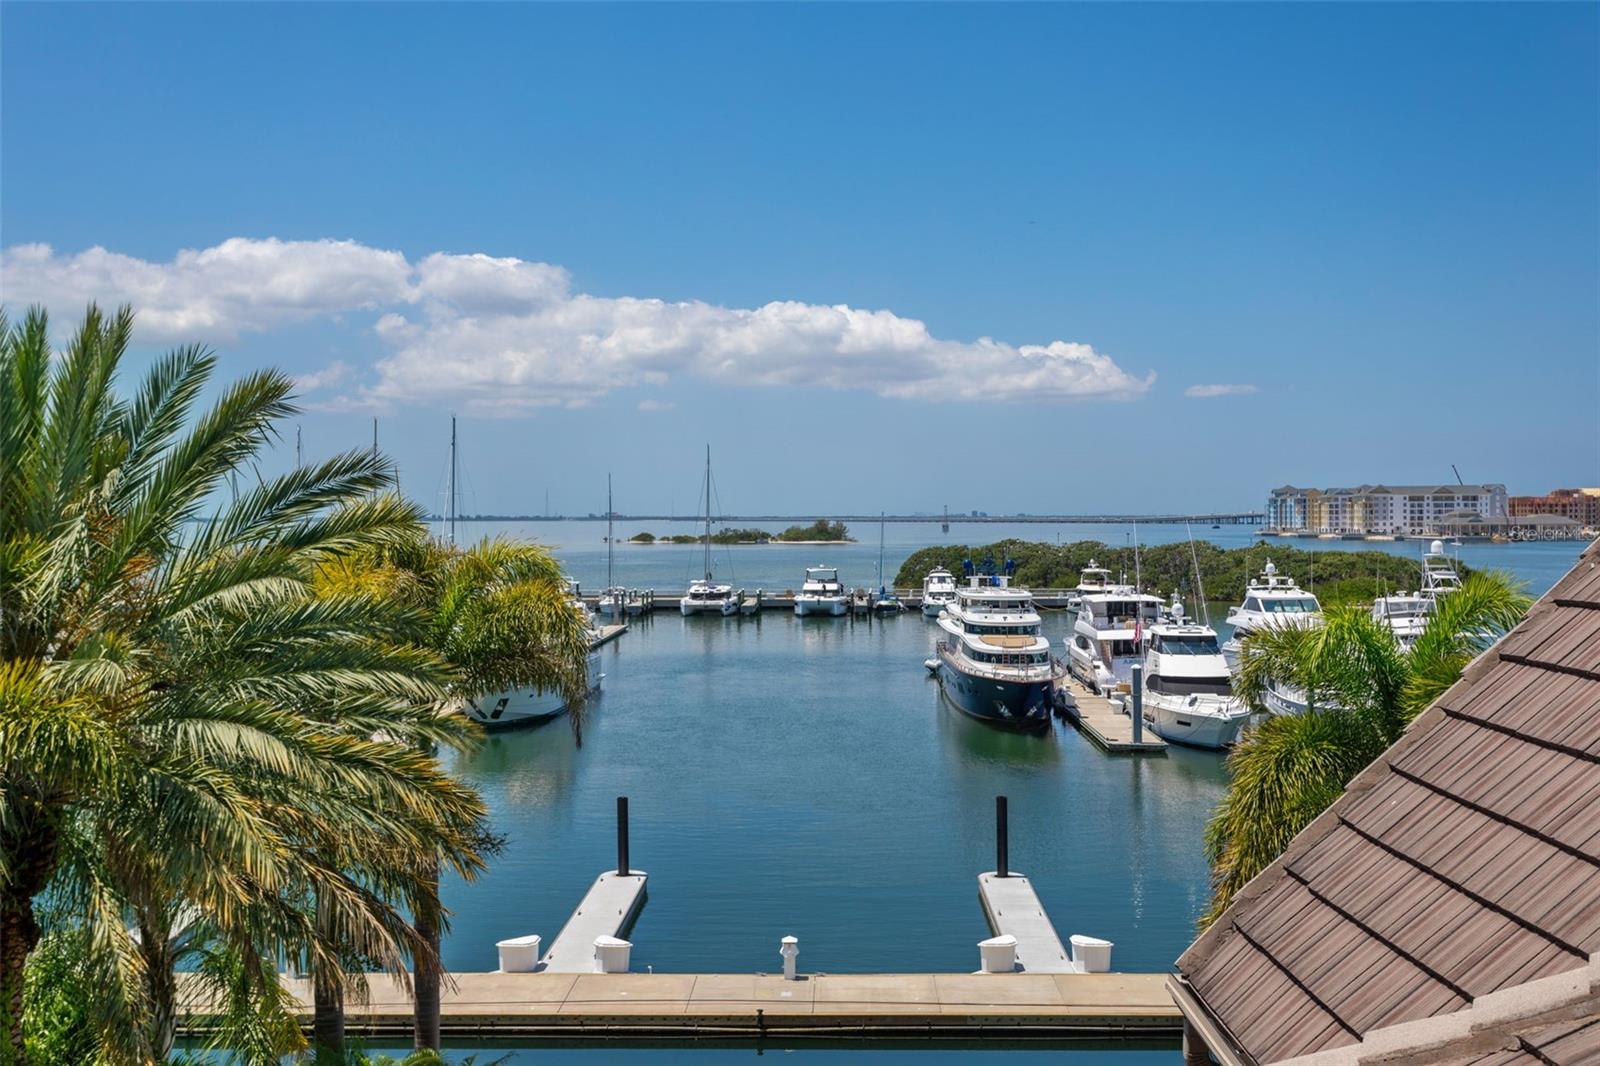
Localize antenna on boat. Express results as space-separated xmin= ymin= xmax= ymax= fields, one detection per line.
xmin=1186 ymin=522 xmax=1210 ymax=627
xmin=447 ymin=414 xmax=458 ymax=546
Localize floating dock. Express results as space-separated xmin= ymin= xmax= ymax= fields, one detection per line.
xmin=593 ymin=623 xmax=628 ymax=647
xmin=539 ymin=869 xmax=648 ymax=972
xmin=585 ymin=591 xmax=1084 ymax=612
xmin=177 ymin=971 xmax=1179 ymax=1039
xmin=1053 ymin=679 xmax=1166 ymax=754
xmin=978 ymin=872 xmax=1075 ymax=973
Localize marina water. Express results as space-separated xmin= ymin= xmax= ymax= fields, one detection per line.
xmin=428 ymin=521 xmax=1582 ymax=1061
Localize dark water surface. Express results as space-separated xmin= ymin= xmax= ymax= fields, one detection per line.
xmin=429 ymin=522 xmax=1582 ymax=1062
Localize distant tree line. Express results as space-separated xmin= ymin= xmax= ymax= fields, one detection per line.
xmin=893 ymin=538 xmax=1460 ymax=607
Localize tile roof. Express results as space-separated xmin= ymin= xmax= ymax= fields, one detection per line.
xmin=1172 ymin=538 xmax=1600 ymax=1065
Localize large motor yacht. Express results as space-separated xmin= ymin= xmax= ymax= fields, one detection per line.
xmin=794 ymin=566 xmax=848 ymax=616
xmin=1371 ymin=539 xmax=1462 ymax=648
xmin=1138 ymin=622 xmax=1250 ymax=749
xmin=1067 ymin=585 xmax=1165 ymax=694
xmin=933 ymin=562 xmax=1059 ymax=728
xmin=1222 ymin=560 xmax=1323 ymax=715
xmin=921 ymin=566 xmax=958 ymax=617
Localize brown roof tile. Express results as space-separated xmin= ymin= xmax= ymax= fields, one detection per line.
xmin=1174 ymin=538 xmax=1600 ymax=1064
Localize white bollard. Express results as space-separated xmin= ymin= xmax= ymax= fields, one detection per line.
xmin=1069 ymin=934 xmax=1113 ymax=973
xmin=496 ymin=934 xmax=542 ymax=973
xmin=978 ymin=934 xmax=1018 ymax=973
xmin=593 ymin=935 xmax=632 ymax=974
xmin=780 ymin=935 xmax=799 ymax=980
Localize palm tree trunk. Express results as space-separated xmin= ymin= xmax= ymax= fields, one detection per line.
xmin=311 ymin=890 xmax=345 ymax=1059
xmin=138 ymin=912 xmax=178 ymax=1061
xmin=1 ymin=817 xmax=59 ymax=1065
xmin=412 ymin=857 xmax=442 ymax=1051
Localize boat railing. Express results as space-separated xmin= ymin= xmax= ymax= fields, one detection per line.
xmin=935 ymin=641 xmax=1062 ymax=685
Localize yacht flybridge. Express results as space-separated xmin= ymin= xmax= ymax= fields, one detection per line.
xmin=1222 ymin=560 xmax=1323 ymax=715
xmin=681 ymin=446 xmax=738 ymax=616
xmin=1067 ymin=584 xmax=1164 ymax=694
xmin=1221 ymin=561 xmax=1322 ymax=669
xmin=1138 ymin=622 xmax=1250 ymax=749
xmin=1371 ymin=539 xmax=1462 ymax=647
xmin=921 ymin=566 xmax=958 ymax=617
xmin=933 ymin=560 xmax=1059 ymax=729
xmin=1067 ymin=559 xmax=1119 ymax=610
xmin=794 ymin=566 xmax=848 ymax=616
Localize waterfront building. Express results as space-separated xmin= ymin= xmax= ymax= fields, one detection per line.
xmin=1509 ymin=486 xmax=1600 ymax=528
xmin=1168 ymin=537 xmax=1600 ymax=1065
xmin=1266 ymin=483 xmax=1508 ymax=535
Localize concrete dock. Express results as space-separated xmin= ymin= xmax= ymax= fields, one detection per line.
xmin=977 ymin=872 xmax=1074 ymax=973
xmin=592 ymin=622 xmax=628 ymax=647
xmin=1054 ymin=678 xmax=1166 ymax=754
xmin=178 ymin=971 xmax=1180 ymax=1038
xmin=539 ymin=869 xmax=648 ymax=972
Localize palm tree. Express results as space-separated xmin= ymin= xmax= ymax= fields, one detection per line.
xmin=310 ymin=535 xmax=592 ymax=1052
xmin=1202 ymin=572 xmax=1529 ymax=926
xmin=1 ymin=306 xmax=493 ymax=1061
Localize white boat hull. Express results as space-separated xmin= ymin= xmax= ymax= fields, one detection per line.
xmin=921 ymin=597 xmax=953 ymax=618
xmin=1142 ymin=693 xmax=1250 ymax=750
xmin=681 ymin=599 xmax=738 ymax=616
xmin=795 ymin=596 xmax=848 ymax=617
xmin=461 ymin=652 xmax=603 ymax=728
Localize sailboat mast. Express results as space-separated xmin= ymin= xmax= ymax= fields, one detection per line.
xmin=879 ymin=511 xmax=886 ymax=590
xmin=448 ymin=415 xmax=458 ymax=545
xmin=703 ymin=445 xmax=713 ymax=581
xmin=607 ymin=473 xmax=615 ymax=588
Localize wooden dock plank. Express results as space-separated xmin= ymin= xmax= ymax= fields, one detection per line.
xmin=1055 ymin=678 xmax=1167 ymax=754
xmin=978 ymin=872 xmax=1076 ymax=973
xmin=539 ymin=869 xmax=648 ymax=972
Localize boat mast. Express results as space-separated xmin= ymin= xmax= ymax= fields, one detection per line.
xmin=878 ymin=511 xmax=886 ymax=591
xmin=448 ymin=414 xmax=458 ymax=546
xmin=703 ymin=444 xmax=713 ymax=581
xmin=607 ymin=473 xmax=615 ymax=589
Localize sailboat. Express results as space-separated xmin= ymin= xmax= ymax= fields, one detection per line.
xmin=872 ymin=512 xmax=901 ymax=613
xmin=680 ymin=446 xmax=738 ymax=616
xmin=598 ymin=475 xmax=626 ymax=617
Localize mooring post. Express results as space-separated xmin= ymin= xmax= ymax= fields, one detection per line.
xmin=996 ymin=795 xmax=1009 ymax=877
xmin=1131 ymin=664 xmax=1144 ymax=744
xmin=616 ymin=796 xmax=630 ymax=876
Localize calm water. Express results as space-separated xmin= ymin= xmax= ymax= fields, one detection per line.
xmin=430 ymin=522 xmax=1582 ymax=1062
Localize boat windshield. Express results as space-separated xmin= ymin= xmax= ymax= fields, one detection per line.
xmin=1261 ymin=598 xmax=1319 ymax=614
xmin=1157 ymin=634 xmax=1221 ymax=655
xmin=966 ymin=623 xmax=1040 ymax=636
xmin=1151 ymin=676 xmax=1234 ymax=697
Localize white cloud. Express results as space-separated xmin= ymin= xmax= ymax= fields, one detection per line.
xmin=293 ymin=360 xmax=351 ymax=392
xmin=2 ymin=237 xmax=1155 ymax=411
xmin=637 ymin=399 xmax=676 ymax=412
xmin=1185 ymin=383 xmax=1259 ymax=398
xmin=1 ymin=238 xmax=411 ymax=341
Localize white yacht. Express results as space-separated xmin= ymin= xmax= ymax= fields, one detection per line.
xmin=921 ymin=566 xmax=958 ymax=617
xmin=1138 ymin=622 xmax=1250 ymax=749
xmin=1371 ymin=540 xmax=1462 ymax=648
xmin=1221 ymin=561 xmax=1322 ymax=669
xmin=1067 ymin=586 xmax=1164 ymax=694
xmin=1067 ymin=559 xmax=1119 ymax=610
xmin=681 ymin=446 xmax=739 ymax=617
xmin=794 ymin=566 xmax=848 ymax=616
xmin=1222 ymin=561 xmax=1323 ymax=715
xmin=933 ymin=567 xmax=1059 ymax=728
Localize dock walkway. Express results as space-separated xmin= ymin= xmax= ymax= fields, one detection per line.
xmin=178 ymin=971 xmax=1179 ymax=1038
xmin=1054 ymin=678 xmax=1166 ymax=754
xmin=539 ymin=869 xmax=648 ymax=972
xmin=977 ymin=872 xmax=1074 ymax=973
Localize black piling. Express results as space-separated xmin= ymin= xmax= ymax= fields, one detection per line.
xmin=617 ymin=796 xmax=630 ymax=876
xmin=996 ymin=795 xmax=1009 ymax=878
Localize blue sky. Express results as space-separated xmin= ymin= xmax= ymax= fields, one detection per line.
xmin=3 ymin=2 xmax=1596 ymax=516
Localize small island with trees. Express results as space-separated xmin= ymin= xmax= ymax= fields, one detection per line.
xmin=773 ymin=519 xmax=853 ymax=543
